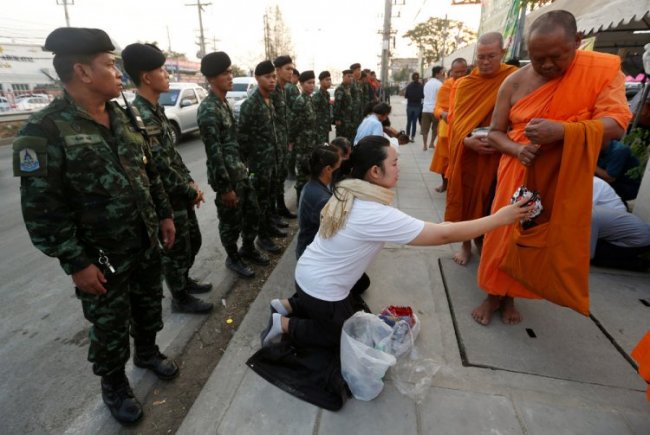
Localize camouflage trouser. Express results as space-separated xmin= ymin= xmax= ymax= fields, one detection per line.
xmin=336 ymin=123 xmax=356 ymax=143
xmin=77 ymin=245 xmax=163 ymax=376
xmin=274 ymin=143 xmax=288 ymax=207
xmin=215 ymin=178 xmax=259 ymax=254
xmin=287 ymin=144 xmax=297 ymax=177
xmin=251 ymin=168 xmax=276 ymax=238
xmin=162 ymin=206 xmax=201 ymax=300
xmin=294 ymin=146 xmax=315 ymax=203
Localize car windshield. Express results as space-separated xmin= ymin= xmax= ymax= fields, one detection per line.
xmin=159 ymin=89 xmax=180 ymax=106
xmin=231 ymin=83 xmax=249 ymax=92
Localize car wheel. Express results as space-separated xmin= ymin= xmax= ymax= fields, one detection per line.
xmin=170 ymin=122 xmax=181 ymax=146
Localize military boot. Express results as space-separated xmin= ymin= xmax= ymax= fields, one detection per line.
xmin=268 ymin=225 xmax=288 ymax=238
xmin=239 ymin=243 xmax=270 ymax=265
xmin=101 ymin=370 xmax=143 ymax=425
xmin=133 ymin=343 xmax=179 ymax=380
xmin=225 ymin=246 xmax=255 ymax=278
xmin=271 ymin=214 xmax=289 ymax=228
xmin=256 ymin=237 xmax=281 ymax=254
xmin=187 ymin=277 xmax=213 ymax=294
xmin=172 ymin=294 xmax=214 ymax=314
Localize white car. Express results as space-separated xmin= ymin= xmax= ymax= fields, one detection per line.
xmin=14 ymin=96 xmax=50 ymax=112
xmin=159 ymin=82 xmax=208 ymax=144
xmin=0 ymin=96 xmax=11 ymax=112
xmin=226 ymin=76 xmax=257 ymax=108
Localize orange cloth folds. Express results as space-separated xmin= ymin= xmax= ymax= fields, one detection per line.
xmin=444 ymin=64 xmax=518 ymax=222
xmin=478 ymin=51 xmax=633 ymax=313
xmin=429 ymin=78 xmax=453 ymax=174
xmin=632 ymin=330 xmax=650 ymax=401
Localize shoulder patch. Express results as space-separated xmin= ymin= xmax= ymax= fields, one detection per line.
xmin=13 ymin=135 xmax=48 ymax=177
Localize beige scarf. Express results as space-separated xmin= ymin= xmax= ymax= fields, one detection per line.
xmin=319 ymin=179 xmax=395 ymax=239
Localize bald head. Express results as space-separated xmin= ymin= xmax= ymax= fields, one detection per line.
xmin=478 ymin=32 xmax=504 ymax=49
xmin=528 ymin=10 xmax=577 ymax=42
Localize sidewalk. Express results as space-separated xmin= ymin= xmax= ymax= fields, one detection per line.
xmin=177 ymin=112 xmax=650 ymax=435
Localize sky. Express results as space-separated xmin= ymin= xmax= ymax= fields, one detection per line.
xmin=1 ymin=0 xmax=481 ymax=74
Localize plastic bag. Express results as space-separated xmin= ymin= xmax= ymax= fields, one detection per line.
xmin=377 ymin=306 xmax=421 ymax=358
xmin=392 ymin=349 xmax=441 ymax=404
xmin=340 ymin=312 xmax=397 ymax=401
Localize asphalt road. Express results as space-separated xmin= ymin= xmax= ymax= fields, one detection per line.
xmin=0 ymin=134 xmax=220 ymax=434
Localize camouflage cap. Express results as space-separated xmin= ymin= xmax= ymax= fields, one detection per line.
xmin=44 ymin=27 xmax=114 ymax=55
xmin=121 ymin=43 xmax=166 ymax=79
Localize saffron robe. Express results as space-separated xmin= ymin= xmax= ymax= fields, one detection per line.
xmin=444 ymin=64 xmax=518 ymax=222
xmin=632 ymin=330 xmax=650 ymax=401
xmin=429 ymin=78 xmax=453 ymax=174
xmin=478 ymin=51 xmax=632 ymax=314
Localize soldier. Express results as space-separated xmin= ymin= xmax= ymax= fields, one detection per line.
xmin=239 ymin=60 xmax=288 ymax=254
xmin=197 ymin=52 xmax=270 ymax=278
xmin=271 ymin=55 xmax=297 ymax=220
xmin=285 ymin=68 xmax=301 ymax=178
xmin=333 ymin=69 xmax=355 ymax=142
xmin=14 ymin=27 xmax=178 ymax=425
xmin=289 ymin=70 xmax=318 ymax=202
xmin=359 ymin=70 xmax=372 ymax=116
xmin=350 ymin=62 xmax=363 ymax=130
xmin=122 ymin=43 xmax=213 ymax=314
xmin=312 ymin=70 xmax=333 ymax=145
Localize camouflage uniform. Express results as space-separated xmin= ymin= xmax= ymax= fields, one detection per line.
xmin=237 ymin=89 xmax=278 ymax=239
xmin=132 ymin=95 xmax=201 ymax=301
xmin=289 ymin=92 xmax=317 ymax=201
xmin=14 ymin=93 xmax=172 ymax=376
xmin=197 ymin=91 xmax=259 ymax=258
xmin=285 ymin=82 xmax=301 ymax=176
xmin=360 ymin=81 xmax=372 ymax=117
xmin=271 ymin=83 xmax=289 ymax=209
xmin=312 ymin=87 xmax=332 ymax=145
xmin=350 ymin=80 xmax=362 ymax=130
xmin=334 ymin=83 xmax=354 ymax=142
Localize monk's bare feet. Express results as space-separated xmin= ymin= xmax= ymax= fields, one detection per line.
xmin=500 ymin=297 xmax=522 ymax=325
xmin=471 ymin=295 xmax=501 ymax=326
xmin=434 ymin=178 xmax=447 ymax=193
xmin=453 ymin=241 xmax=472 ymax=265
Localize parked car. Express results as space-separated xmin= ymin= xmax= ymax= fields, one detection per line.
xmin=0 ymin=96 xmax=11 ymax=112
xmin=159 ymin=82 xmax=208 ymax=144
xmin=226 ymin=76 xmax=257 ymax=108
xmin=14 ymin=96 xmax=49 ymax=112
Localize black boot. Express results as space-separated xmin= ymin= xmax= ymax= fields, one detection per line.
xmin=187 ymin=277 xmax=213 ymax=294
xmin=239 ymin=244 xmax=270 ymax=265
xmin=256 ymin=237 xmax=281 ymax=254
xmin=271 ymin=214 xmax=289 ymax=228
xmin=133 ymin=342 xmax=179 ymax=380
xmin=226 ymin=254 xmax=255 ymax=278
xmin=172 ymin=294 xmax=214 ymax=314
xmin=277 ymin=194 xmax=297 ymax=219
xmin=268 ymin=225 xmax=287 ymax=238
xmin=101 ymin=370 xmax=143 ymax=425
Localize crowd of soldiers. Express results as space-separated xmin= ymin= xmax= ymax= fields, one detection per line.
xmin=11 ymin=24 xmax=388 ymax=425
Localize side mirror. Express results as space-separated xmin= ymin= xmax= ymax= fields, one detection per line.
xmin=180 ymin=99 xmax=193 ymax=108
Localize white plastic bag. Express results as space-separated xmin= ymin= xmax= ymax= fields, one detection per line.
xmin=377 ymin=314 xmax=420 ymax=358
xmin=340 ymin=312 xmax=397 ymax=401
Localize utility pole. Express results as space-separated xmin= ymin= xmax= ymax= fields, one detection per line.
xmin=186 ymin=1 xmax=211 ymax=59
xmin=56 ymin=0 xmax=73 ymax=27
xmin=380 ymin=0 xmax=393 ymax=88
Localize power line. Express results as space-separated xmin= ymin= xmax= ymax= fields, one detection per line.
xmin=185 ymin=1 xmax=211 ymax=59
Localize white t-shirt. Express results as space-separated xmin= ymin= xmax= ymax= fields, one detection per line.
xmin=295 ymin=199 xmax=425 ymax=301
xmin=422 ymin=78 xmax=442 ymax=113
xmin=593 ymin=177 xmax=626 ymax=211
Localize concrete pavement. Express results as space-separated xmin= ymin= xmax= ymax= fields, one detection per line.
xmin=177 ymin=105 xmax=650 ymax=435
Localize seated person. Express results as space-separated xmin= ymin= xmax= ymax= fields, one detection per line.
xmin=590 ymin=205 xmax=650 ymax=271
xmin=296 ymin=145 xmax=341 ymax=259
xmin=330 ymin=136 xmax=351 ymax=185
xmin=593 ymin=176 xmax=626 ymax=212
xmin=353 ymin=102 xmax=391 ymax=145
xmin=596 ymin=139 xmax=641 ymax=201
xmin=261 ymin=135 xmax=532 ymax=348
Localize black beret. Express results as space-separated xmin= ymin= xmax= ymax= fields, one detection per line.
xmin=44 ymin=27 xmax=114 ymax=55
xmin=292 ymin=68 xmax=300 ymax=76
xmin=342 ymin=69 xmax=353 ymax=75
xmin=349 ymin=63 xmax=361 ymax=70
xmin=318 ymin=71 xmax=331 ymax=80
xmin=255 ymin=60 xmax=275 ymax=76
xmin=122 ymin=43 xmax=166 ymax=79
xmin=299 ymin=70 xmax=315 ymax=83
xmin=201 ymin=51 xmax=231 ymax=77
xmin=273 ymin=55 xmax=293 ymax=68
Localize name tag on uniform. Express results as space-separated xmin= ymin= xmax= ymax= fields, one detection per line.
xmin=64 ymin=134 xmax=102 ymax=147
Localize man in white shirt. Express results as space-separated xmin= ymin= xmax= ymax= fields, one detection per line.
xmin=421 ymin=66 xmax=445 ymax=150
xmin=353 ymin=102 xmax=391 ymax=145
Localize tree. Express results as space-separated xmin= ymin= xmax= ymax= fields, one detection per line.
xmin=393 ymin=68 xmax=411 ymax=83
xmin=231 ymin=64 xmax=246 ymax=77
xmin=403 ymin=17 xmax=477 ymax=65
xmin=263 ymin=5 xmax=294 ymax=61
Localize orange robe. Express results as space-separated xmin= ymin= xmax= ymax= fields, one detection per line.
xmin=429 ymin=78 xmax=453 ymax=174
xmin=444 ymin=64 xmax=518 ymax=222
xmin=477 ymin=51 xmax=632 ymax=314
xmin=632 ymin=330 xmax=650 ymax=401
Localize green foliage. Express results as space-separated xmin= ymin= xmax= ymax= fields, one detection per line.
xmin=403 ymin=17 xmax=477 ymax=65
xmin=623 ymin=128 xmax=649 ymax=181
xmin=231 ymin=65 xmax=246 ymax=77
xmin=393 ymin=68 xmax=411 ymax=82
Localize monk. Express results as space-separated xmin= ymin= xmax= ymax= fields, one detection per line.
xmin=475 ymin=10 xmax=632 ymax=325
xmin=444 ymin=33 xmax=518 ymax=266
xmin=429 ymin=57 xmax=468 ymax=193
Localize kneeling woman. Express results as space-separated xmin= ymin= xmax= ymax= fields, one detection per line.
xmin=263 ymin=135 xmax=530 ymax=348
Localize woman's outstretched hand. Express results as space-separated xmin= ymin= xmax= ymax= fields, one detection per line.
xmin=495 ymin=199 xmax=534 ymax=225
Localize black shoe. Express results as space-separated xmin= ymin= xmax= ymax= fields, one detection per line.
xmin=187 ymin=277 xmax=213 ymax=294
xmin=239 ymin=246 xmax=270 ymax=265
xmin=268 ymin=226 xmax=288 ymax=238
xmin=256 ymin=237 xmax=281 ymax=254
xmin=101 ymin=373 xmax=143 ymax=425
xmin=278 ymin=206 xmax=297 ymax=219
xmin=133 ymin=346 xmax=179 ymax=380
xmin=226 ymin=255 xmax=255 ymax=278
xmin=271 ymin=215 xmax=289 ymax=228
xmin=172 ymin=294 xmax=214 ymax=314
